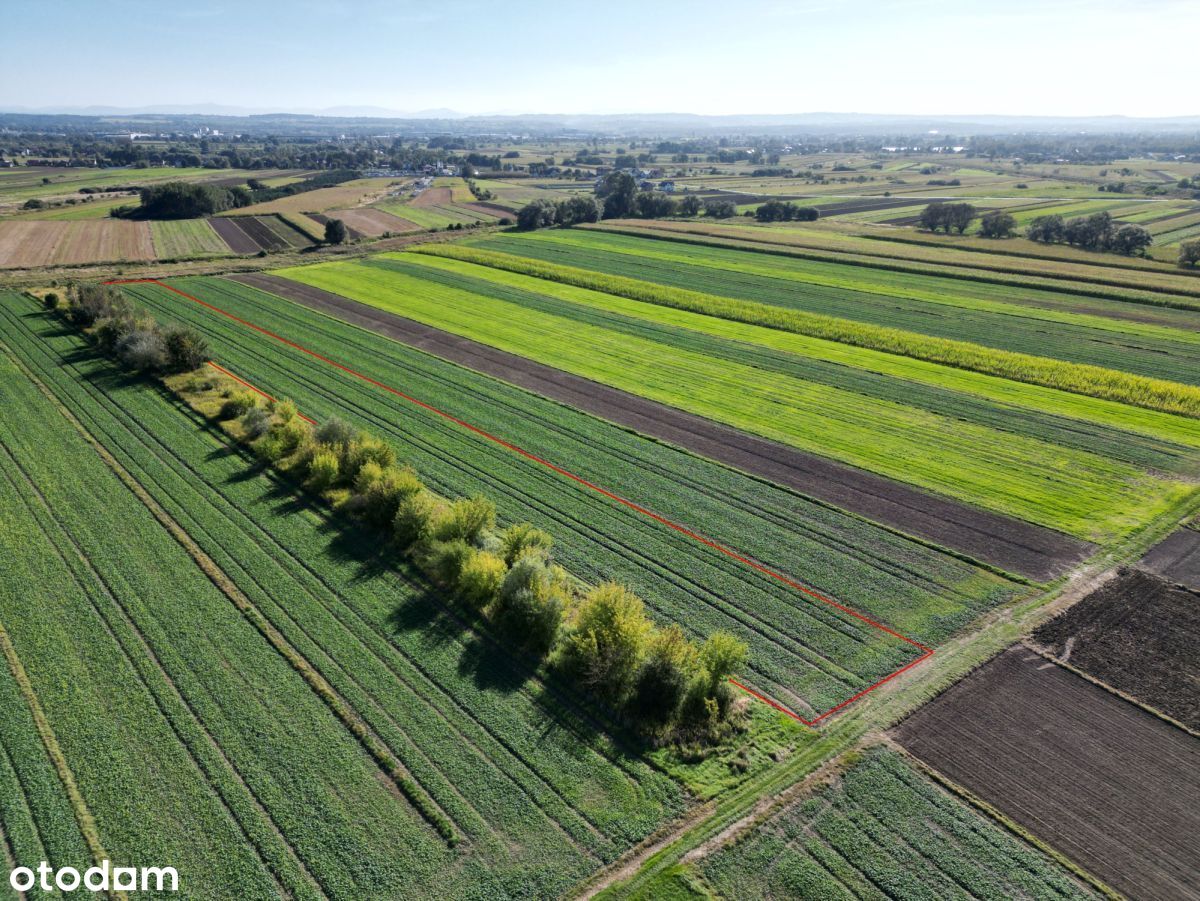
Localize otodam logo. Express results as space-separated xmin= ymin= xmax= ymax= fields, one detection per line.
xmin=9 ymin=862 xmax=178 ymax=893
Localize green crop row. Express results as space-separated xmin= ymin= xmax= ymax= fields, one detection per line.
xmin=413 ymin=242 xmax=1200 ymax=415
xmin=700 ymin=749 xmax=1096 ymax=900
xmin=116 ymin=276 xmax=1018 ymax=715
xmin=0 ymin=293 xmax=684 ymax=898
xmin=280 ymin=255 xmax=1194 ymax=541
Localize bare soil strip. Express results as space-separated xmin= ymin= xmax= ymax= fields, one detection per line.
xmin=411 ymin=186 xmax=452 ymax=208
xmin=208 ymin=217 xmax=258 ymax=254
xmin=231 ymin=272 xmax=1093 ymax=581
xmin=894 ymin=646 xmax=1200 ymax=901
xmin=1033 ymin=568 xmax=1200 ymax=729
xmin=1139 ymin=525 xmax=1200 ymax=590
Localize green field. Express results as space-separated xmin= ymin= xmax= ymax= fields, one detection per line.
xmin=0 ymin=292 xmax=685 ymax=898
xmin=276 ymin=252 xmax=1198 ymax=541
xmin=103 ymin=277 xmax=1020 ymax=715
xmin=150 ymin=219 xmax=231 ymax=257
xmin=699 ymin=749 xmax=1096 ymax=900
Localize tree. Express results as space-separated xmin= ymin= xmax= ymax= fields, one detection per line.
xmin=679 ymin=194 xmax=702 ymax=217
xmin=978 ymin=210 xmax=1016 ymax=238
xmin=627 ymin=625 xmax=699 ymax=728
xmin=162 ymin=326 xmax=209 ymax=372
xmin=324 ymin=218 xmax=347 ymax=244
xmin=596 ymin=171 xmax=638 ymax=219
xmin=563 ymin=582 xmax=652 ymax=702
xmin=702 ymin=199 xmax=737 ymax=218
xmin=554 ymin=195 xmax=600 ymax=225
xmin=634 ymin=191 xmax=677 ymax=219
xmin=517 ymin=198 xmax=558 ymax=229
xmin=491 ymin=555 xmax=567 ymax=655
xmin=1026 ymin=214 xmax=1065 ymax=244
xmin=1108 ymin=224 xmax=1152 ymax=256
xmin=1179 ymin=239 xmax=1200 ymax=268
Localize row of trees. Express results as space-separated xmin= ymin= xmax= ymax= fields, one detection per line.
xmin=57 ymin=284 xmax=209 ymax=373
xmin=225 ymin=400 xmax=749 ymax=739
xmin=113 ymin=170 xmax=362 ymax=220
xmin=917 ymin=202 xmax=978 ymax=234
xmin=755 ymin=200 xmax=819 ymax=223
xmin=1027 ymin=211 xmax=1152 ymax=255
xmin=515 ymin=174 xmax=741 ymax=230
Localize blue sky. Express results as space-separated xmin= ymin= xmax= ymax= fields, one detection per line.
xmin=1 ymin=0 xmax=1193 ymax=117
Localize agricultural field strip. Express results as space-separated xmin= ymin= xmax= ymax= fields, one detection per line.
xmin=116 ymin=276 xmax=1013 ymax=715
xmin=373 ymin=253 xmax=1200 ymax=475
xmin=149 ymin=219 xmax=230 ymax=258
xmin=590 ymin=221 xmax=1200 ymax=307
xmin=0 ymin=296 xmax=683 ymax=895
xmin=479 ymin=231 xmax=1200 ymax=372
xmin=0 ymin=336 xmax=350 ymax=898
xmin=699 ymin=749 xmax=1095 ymax=900
xmin=280 ymin=256 xmax=1195 ymax=542
xmin=112 ymin=277 xmax=931 ymax=722
xmin=235 ymin=272 xmax=1090 ymax=583
xmin=0 ymin=328 xmax=468 ymax=897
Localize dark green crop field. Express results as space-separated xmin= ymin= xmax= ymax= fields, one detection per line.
xmin=101 ymin=278 xmax=1020 ymax=717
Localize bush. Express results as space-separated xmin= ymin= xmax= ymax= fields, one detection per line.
xmin=241 ymin=406 xmax=272 ymax=439
xmin=394 ymin=489 xmax=443 ymax=547
xmin=358 ymin=464 xmax=422 ymax=526
xmin=306 ymin=448 xmax=340 ymax=491
xmin=315 ymin=416 xmax=357 ymax=449
xmin=562 ymin=582 xmax=652 ymax=702
xmin=500 ymin=522 xmax=554 ymax=565
xmin=430 ymin=494 xmax=496 ymax=545
xmin=456 ymin=550 xmax=508 ymax=608
xmin=162 ymin=326 xmax=209 ymax=372
xmin=42 ymin=292 xmax=59 ymax=310
xmin=341 ymin=435 xmax=396 ymax=483
xmin=94 ymin=315 xmax=137 ymax=353
xmin=491 ymin=555 xmax=567 ymax=654
xmin=423 ymin=539 xmax=473 ymax=586
xmin=68 ymin=283 xmax=129 ymax=327
xmin=218 ymin=390 xmax=257 ymax=420
xmin=115 ymin=329 xmax=166 ymax=371
xmin=270 ymin=398 xmax=298 ymax=423
xmin=627 ymin=625 xmax=699 ymax=728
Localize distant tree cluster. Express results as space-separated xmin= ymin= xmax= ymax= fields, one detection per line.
xmin=516 ymin=175 xmax=742 ymax=230
xmin=324 ymin=218 xmax=348 ymax=244
xmin=1178 ymin=239 xmax=1200 ymax=268
xmin=918 ymin=202 xmax=977 ymax=234
xmin=754 ymin=199 xmax=819 ymax=223
xmin=516 ymin=195 xmax=601 ymax=229
xmin=978 ymin=210 xmax=1017 ymax=238
xmin=1027 ymin=211 xmax=1152 ymax=256
xmin=112 ymin=170 xmax=361 ymax=220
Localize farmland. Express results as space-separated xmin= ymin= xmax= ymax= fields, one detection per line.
xmin=0 ymin=220 xmax=155 ymax=268
xmin=108 ymin=276 xmax=1021 ymax=717
xmin=894 ymin=647 xmax=1200 ymax=901
xmin=150 ymin=218 xmax=230 ymax=258
xmin=698 ymin=749 xmax=1096 ymax=900
xmin=0 ymin=291 xmax=685 ymax=898
xmin=274 ymin=249 xmax=1200 ymax=543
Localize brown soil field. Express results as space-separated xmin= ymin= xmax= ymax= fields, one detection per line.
xmin=411 ymin=186 xmax=452 ymax=208
xmin=1033 ymin=568 xmax=1200 ymax=728
xmin=1140 ymin=526 xmax=1200 ymax=590
xmin=0 ymin=220 xmax=154 ymax=267
xmin=208 ymin=217 xmax=259 ymax=254
xmin=330 ymin=208 xmax=420 ymax=236
xmin=231 ymin=272 xmax=1092 ymax=581
xmin=895 ymin=646 xmax=1200 ymax=901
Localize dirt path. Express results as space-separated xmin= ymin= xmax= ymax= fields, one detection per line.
xmin=232 ymin=272 xmax=1093 ymax=581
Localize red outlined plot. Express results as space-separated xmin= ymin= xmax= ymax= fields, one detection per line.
xmin=108 ymin=277 xmax=933 ymax=725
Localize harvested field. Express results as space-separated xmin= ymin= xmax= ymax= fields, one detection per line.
xmin=1140 ymin=525 xmax=1200 ymax=590
xmin=331 ymin=207 xmax=420 ymax=236
xmin=0 ymin=220 xmax=154 ymax=267
xmin=235 ymin=271 xmax=1089 ymax=580
xmin=895 ymin=646 xmax=1200 ymax=901
xmin=412 ymin=186 xmax=452 ymax=207
xmin=222 ymin=177 xmax=398 ymax=216
xmin=1033 ymin=568 xmax=1200 ymax=728
xmin=208 ymin=216 xmax=259 ymax=254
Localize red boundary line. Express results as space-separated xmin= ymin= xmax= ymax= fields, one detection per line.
xmin=108 ymin=277 xmax=933 ymax=726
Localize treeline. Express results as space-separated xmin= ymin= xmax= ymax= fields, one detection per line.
xmin=1027 ymin=211 xmax=1152 ymax=256
xmin=52 ymin=284 xmax=210 ymax=373
xmin=57 ymin=283 xmax=749 ymax=743
xmin=754 ymin=200 xmax=819 ymax=222
xmin=112 ymin=170 xmax=360 ymax=220
xmin=517 ymin=173 xmax=742 ymax=230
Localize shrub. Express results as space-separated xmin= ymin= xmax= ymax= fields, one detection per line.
xmin=500 ymin=522 xmax=554 ymax=565
xmin=42 ymin=292 xmax=59 ymax=310
xmin=341 ymin=435 xmax=396 ymax=483
xmin=269 ymin=398 xmax=298 ymax=423
xmin=423 ymin=539 xmax=473 ymax=586
xmin=978 ymin=210 xmax=1016 ymax=238
xmin=491 ymin=555 xmax=567 ymax=654
xmin=94 ymin=315 xmax=137 ymax=353
xmin=394 ymin=489 xmax=443 ymax=547
xmin=115 ymin=328 xmax=166 ymax=371
xmin=241 ymin=406 xmax=272 ymax=439
xmin=562 ymin=582 xmax=653 ymax=702
xmin=358 ymin=464 xmax=423 ymax=526
xmin=218 ymin=390 xmax=257 ymax=420
xmin=68 ymin=283 xmax=129 ymax=327
xmin=315 ymin=416 xmax=357 ymax=449
xmin=456 ymin=550 xmax=508 ymax=608
xmin=430 ymin=494 xmax=496 ymax=545
xmin=306 ymin=448 xmax=340 ymax=491
xmin=699 ymin=631 xmax=749 ymax=694
xmin=162 ymin=326 xmax=209 ymax=372
xmin=627 ymin=625 xmax=700 ymax=728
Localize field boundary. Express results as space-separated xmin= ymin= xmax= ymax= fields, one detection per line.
xmin=106 ymin=277 xmax=933 ymax=726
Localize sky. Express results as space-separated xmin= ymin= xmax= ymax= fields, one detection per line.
xmin=1 ymin=0 xmax=1194 ymax=118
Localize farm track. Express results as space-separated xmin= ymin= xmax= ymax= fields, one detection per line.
xmin=894 ymin=646 xmax=1200 ymax=901
xmin=236 ymin=272 xmax=1091 ymax=581
xmin=0 ymin=298 xmax=683 ymax=896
